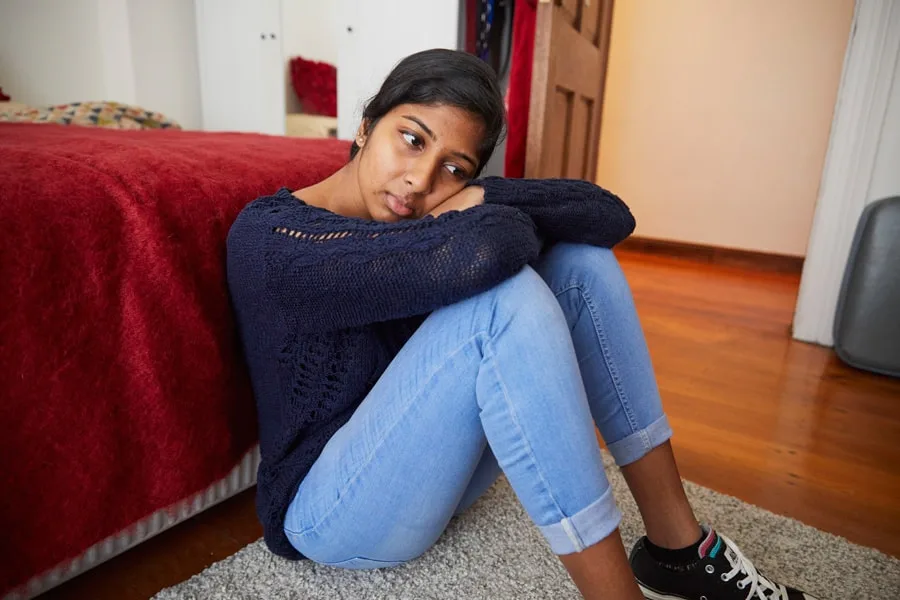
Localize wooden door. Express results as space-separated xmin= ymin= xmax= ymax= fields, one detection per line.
xmin=525 ymin=0 xmax=615 ymax=180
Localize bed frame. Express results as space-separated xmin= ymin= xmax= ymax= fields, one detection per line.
xmin=4 ymin=447 xmax=261 ymax=600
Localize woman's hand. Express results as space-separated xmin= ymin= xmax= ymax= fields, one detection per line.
xmin=428 ymin=185 xmax=484 ymax=218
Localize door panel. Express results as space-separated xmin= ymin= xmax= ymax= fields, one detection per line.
xmin=256 ymin=0 xmax=285 ymax=135
xmin=582 ymin=0 xmax=600 ymax=43
xmin=559 ymin=0 xmax=580 ymax=26
xmin=525 ymin=0 xmax=614 ymax=180
xmin=566 ymin=94 xmax=592 ymax=179
xmin=336 ymin=0 xmax=460 ymax=140
xmin=195 ymin=0 xmax=284 ymax=134
xmin=544 ymin=89 xmax=571 ymax=177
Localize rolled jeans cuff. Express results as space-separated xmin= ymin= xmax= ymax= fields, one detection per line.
xmin=537 ymin=486 xmax=622 ymax=555
xmin=606 ymin=414 xmax=673 ymax=466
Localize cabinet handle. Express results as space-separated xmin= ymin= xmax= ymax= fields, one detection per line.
xmin=270 ymin=33 xmax=276 ymax=39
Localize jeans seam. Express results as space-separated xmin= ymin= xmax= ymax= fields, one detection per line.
xmin=286 ymin=331 xmax=488 ymax=537
xmin=554 ymin=282 xmax=642 ymax=438
xmin=321 ymin=555 xmax=403 ymax=567
xmin=482 ymin=337 xmax=580 ymax=548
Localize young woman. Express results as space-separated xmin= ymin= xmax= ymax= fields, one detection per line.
xmin=227 ymin=49 xmax=816 ymax=600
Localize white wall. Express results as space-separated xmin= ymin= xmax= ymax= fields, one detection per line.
xmin=0 ymin=0 xmax=111 ymax=105
xmin=281 ymin=0 xmax=340 ymax=114
xmin=98 ymin=0 xmax=137 ymax=106
xmin=868 ymin=58 xmax=900 ymax=203
xmin=596 ymin=0 xmax=855 ymax=257
xmin=127 ymin=0 xmax=202 ymax=129
xmin=0 ymin=0 xmax=202 ymax=129
xmin=336 ymin=0 xmax=460 ymax=139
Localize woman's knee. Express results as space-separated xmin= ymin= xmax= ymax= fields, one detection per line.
xmin=429 ymin=265 xmax=570 ymax=340
xmin=537 ymin=243 xmax=632 ymax=303
xmin=488 ymin=266 xmax=569 ymax=330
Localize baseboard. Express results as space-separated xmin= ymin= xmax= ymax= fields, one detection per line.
xmin=616 ymin=236 xmax=805 ymax=274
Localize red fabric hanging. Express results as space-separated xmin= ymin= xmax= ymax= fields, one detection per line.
xmin=465 ymin=0 xmax=479 ymax=53
xmin=504 ymin=0 xmax=537 ymax=178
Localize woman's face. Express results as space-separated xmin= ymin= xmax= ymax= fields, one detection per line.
xmin=354 ymin=103 xmax=486 ymax=222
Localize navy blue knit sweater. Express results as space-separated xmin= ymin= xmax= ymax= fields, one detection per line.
xmin=226 ymin=177 xmax=635 ymax=558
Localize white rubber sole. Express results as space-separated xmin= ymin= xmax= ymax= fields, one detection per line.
xmin=638 ymin=583 xmax=691 ymax=600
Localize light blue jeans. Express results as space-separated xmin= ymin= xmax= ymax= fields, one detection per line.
xmin=283 ymin=244 xmax=672 ymax=568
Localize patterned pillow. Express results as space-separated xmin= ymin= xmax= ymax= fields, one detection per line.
xmin=0 ymin=101 xmax=181 ymax=129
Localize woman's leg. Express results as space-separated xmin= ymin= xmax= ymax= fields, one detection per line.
xmin=532 ymin=244 xmax=821 ymax=599
xmin=533 ymin=243 xmax=702 ymax=550
xmin=283 ymin=267 xmax=642 ymax=598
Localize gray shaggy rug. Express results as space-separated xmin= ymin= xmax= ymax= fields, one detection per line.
xmin=154 ymin=453 xmax=899 ymax=599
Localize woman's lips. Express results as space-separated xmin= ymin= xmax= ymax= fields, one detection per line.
xmin=386 ymin=194 xmax=413 ymax=217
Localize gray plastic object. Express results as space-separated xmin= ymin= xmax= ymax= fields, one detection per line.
xmin=833 ymin=196 xmax=900 ymax=378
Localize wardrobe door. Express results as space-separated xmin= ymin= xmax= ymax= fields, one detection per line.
xmin=255 ymin=0 xmax=286 ymax=135
xmin=336 ymin=0 xmax=461 ymax=139
xmin=195 ymin=0 xmax=285 ymax=134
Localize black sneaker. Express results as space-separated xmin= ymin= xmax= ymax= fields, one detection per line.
xmin=630 ymin=527 xmax=819 ymax=599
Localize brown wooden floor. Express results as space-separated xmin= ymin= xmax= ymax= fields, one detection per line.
xmin=41 ymin=249 xmax=900 ymax=599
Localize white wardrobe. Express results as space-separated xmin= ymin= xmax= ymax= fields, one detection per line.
xmin=194 ymin=0 xmax=286 ymax=135
xmin=193 ymin=0 xmax=462 ymax=138
xmin=335 ymin=0 xmax=461 ymax=139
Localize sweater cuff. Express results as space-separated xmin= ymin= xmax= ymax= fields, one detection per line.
xmin=470 ymin=176 xmax=531 ymax=206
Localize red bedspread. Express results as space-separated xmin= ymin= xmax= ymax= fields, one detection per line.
xmin=0 ymin=123 xmax=350 ymax=594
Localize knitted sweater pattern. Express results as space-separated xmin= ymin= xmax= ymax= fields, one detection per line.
xmin=225 ymin=177 xmax=635 ymax=558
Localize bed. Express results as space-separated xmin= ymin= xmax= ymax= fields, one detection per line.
xmin=0 ymin=122 xmax=350 ymax=599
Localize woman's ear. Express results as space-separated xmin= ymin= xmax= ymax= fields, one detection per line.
xmin=355 ymin=120 xmax=369 ymax=148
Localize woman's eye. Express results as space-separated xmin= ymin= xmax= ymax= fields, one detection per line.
xmin=402 ymin=131 xmax=422 ymax=148
xmin=445 ymin=164 xmax=467 ymax=179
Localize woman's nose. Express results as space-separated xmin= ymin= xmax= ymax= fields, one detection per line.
xmin=404 ymin=160 xmax=435 ymax=195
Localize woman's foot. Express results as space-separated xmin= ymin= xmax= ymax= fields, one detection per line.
xmin=629 ymin=526 xmax=819 ymax=599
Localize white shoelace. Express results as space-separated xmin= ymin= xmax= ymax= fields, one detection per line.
xmin=718 ymin=533 xmax=790 ymax=600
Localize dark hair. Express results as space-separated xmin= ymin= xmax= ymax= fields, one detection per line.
xmin=349 ymin=48 xmax=506 ymax=177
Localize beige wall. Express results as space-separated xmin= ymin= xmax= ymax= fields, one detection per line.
xmin=596 ymin=0 xmax=854 ymax=256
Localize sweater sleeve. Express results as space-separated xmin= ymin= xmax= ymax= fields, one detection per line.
xmin=477 ymin=176 xmax=636 ymax=248
xmin=264 ymin=203 xmax=541 ymax=333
